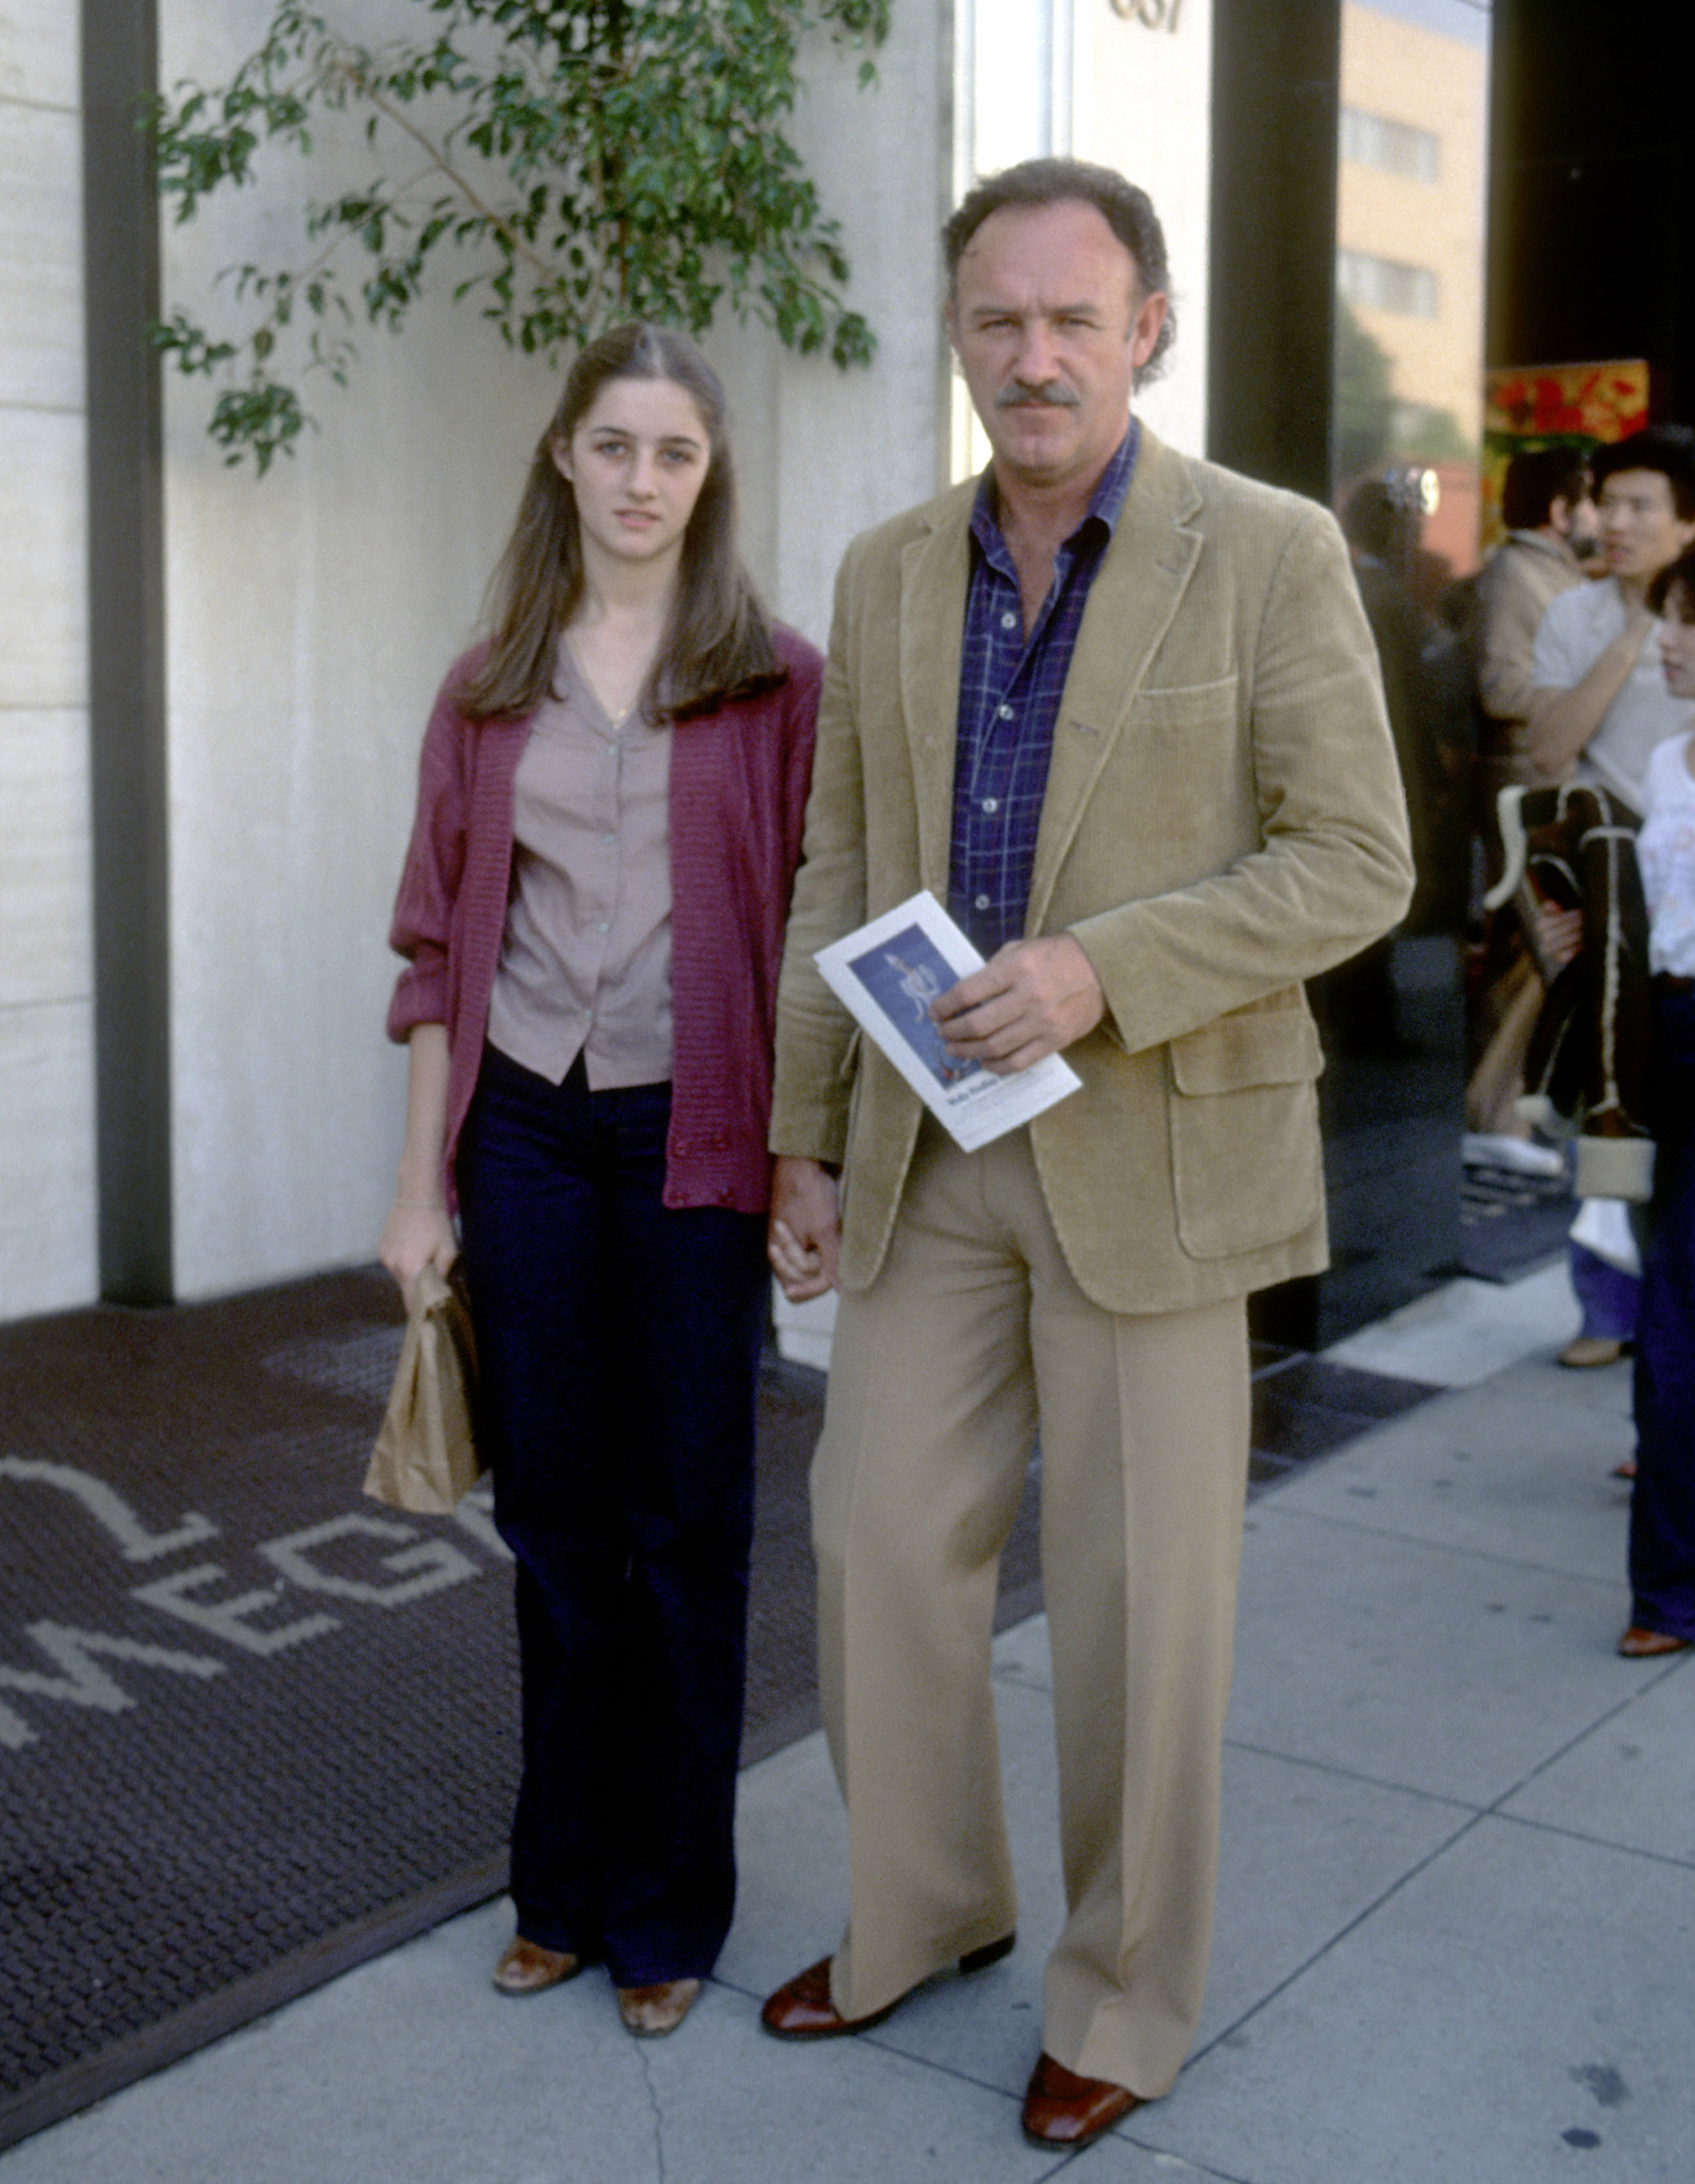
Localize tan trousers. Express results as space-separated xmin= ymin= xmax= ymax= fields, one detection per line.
xmin=813 ymin=1120 xmax=1250 ymax=2100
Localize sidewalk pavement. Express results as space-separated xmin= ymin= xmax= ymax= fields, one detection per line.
xmin=6 ymin=1262 xmax=1691 ymax=2184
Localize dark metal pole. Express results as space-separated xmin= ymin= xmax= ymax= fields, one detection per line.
xmin=81 ymin=0 xmax=173 ymax=1302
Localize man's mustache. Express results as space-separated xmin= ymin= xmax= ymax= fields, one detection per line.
xmin=995 ymin=379 xmax=1081 ymax=410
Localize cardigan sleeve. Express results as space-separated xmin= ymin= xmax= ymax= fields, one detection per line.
xmin=384 ymin=659 xmax=480 ymax=1042
xmin=774 ymin=626 xmax=825 ymax=882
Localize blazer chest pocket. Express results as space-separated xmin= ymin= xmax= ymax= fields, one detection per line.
xmin=1166 ymin=1007 xmax=1324 ymax=1260
xmin=1131 ymin=673 xmax=1240 ymax=730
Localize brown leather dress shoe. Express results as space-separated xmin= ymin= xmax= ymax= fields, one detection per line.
xmin=492 ymin=1936 xmax=581 ymax=1995
xmin=617 ymin=1977 xmax=700 ymax=2036
xmin=1021 ymin=2051 xmax=1142 ymax=2150
xmin=760 ymin=1933 xmax=1014 ymax=2040
xmin=1617 ymin=1625 xmax=1694 ymax=1658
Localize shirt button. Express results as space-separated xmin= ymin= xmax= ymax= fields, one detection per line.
xmin=1000 ymin=611 xmax=1017 ymax=630
xmin=981 ymin=797 xmax=999 ymax=814
xmin=974 ymin=893 xmax=991 ymax=911
xmin=596 ymin=921 xmax=611 ymax=936
xmin=603 ymin=831 xmax=616 ymax=844
xmin=997 ymin=703 xmax=1014 ymax=721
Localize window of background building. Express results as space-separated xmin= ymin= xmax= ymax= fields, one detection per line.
xmin=1340 ymin=106 xmax=1442 ymax=183
xmin=1338 ymin=248 xmax=1439 ymax=320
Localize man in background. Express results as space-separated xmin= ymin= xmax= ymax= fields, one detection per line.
xmin=1461 ymin=448 xmax=1598 ymax=1175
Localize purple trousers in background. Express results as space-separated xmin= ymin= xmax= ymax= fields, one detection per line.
xmin=1570 ymin=1238 xmax=1640 ymax=1343
xmin=456 ymin=1045 xmax=769 ymax=1985
xmin=1628 ymin=986 xmax=1695 ymax=1642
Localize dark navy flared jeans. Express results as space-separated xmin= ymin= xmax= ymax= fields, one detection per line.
xmin=1629 ymin=985 xmax=1695 ymax=1642
xmin=457 ymin=1044 xmax=768 ymax=1985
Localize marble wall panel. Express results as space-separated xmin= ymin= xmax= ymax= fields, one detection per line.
xmin=0 ymin=95 xmax=84 ymax=410
xmin=0 ymin=0 xmax=79 ymax=112
xmin=0 ymin=707 xmax=92 ymax=1008
xmin=0 ymin=998 xmax=98 ymax=1317
xmin=0 ymin=406 xmax=87 ymax=709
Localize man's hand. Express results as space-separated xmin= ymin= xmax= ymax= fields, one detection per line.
xmin=1530 ymin=901 xmax=1584 ymax=976
xmin=767 ymin=1156 xmax=842 ymax=1300
xmin=932 ymin=933 xmax=1105 ymax=1074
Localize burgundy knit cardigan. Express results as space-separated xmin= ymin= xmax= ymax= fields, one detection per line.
xmin=387 ymin=624 xmax=822 ymax=1215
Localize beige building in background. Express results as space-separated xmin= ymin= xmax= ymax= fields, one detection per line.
xmin=1337 ymin=0 xmax=1488 ymax=453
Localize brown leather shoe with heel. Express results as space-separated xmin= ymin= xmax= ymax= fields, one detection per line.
xmin=760 ymin=1932 xmax=1014 ymax=2040
xmin=492 ymin=1936 xmax=581 ymax=1995
xmin=1021 ymin=2051 xmax=1143 ymax=2149
xmin=617 ymin=1977 xmax=700 ymax=2036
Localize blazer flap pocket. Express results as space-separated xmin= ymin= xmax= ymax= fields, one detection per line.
xmin=1130 ymin=675 xmax=1240 ymax=729
xmin=1169 ymin=1009 xmax=1323 ymax=1095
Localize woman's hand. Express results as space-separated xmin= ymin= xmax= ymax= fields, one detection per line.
xmin=379 ymin=1198 xmax=459 ymax=1315
xmin=767 ymin=1157 xmax=840 ymax=1301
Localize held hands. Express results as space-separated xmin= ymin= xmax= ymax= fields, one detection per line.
xmin=379 ymin=1198 xmax=460 ymax=1316
xmin=931 ymin=933 xmax=1105 ymax=1074
xmin=767 ymin=1156 xmax=841 ymax=1302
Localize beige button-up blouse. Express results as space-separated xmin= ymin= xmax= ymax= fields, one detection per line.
xmin=485 ymin=638 xmax=675 ymax=1088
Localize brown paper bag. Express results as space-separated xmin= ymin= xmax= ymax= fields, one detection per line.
xmin=363 ymin=1262 xmax=484 ymax=1514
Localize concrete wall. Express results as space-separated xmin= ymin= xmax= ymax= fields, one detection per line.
xmin=0 ymin=1 xmax=98 ymax=1320
xmin=157 ymin=0 xmax=954 ymax=1301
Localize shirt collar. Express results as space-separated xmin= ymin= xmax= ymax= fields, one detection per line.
xmin=970 ymin=416 xmax=1139 ymax=563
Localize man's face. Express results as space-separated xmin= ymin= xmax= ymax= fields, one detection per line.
xmin=1597 ymin=468 xmax=1695 ymax=582
xmin=1552 ymin=488 xmax=1600 ymax=553
xmin=946 ymin=199 xmax=1167 ymax=494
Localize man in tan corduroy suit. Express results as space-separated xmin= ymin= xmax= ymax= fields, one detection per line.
xmin=759 ymin=159 xmax=1413 ymax=2151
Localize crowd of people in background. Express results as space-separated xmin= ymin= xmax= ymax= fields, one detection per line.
xmin=1340 ymin=424 xmax=1695 ymax=1659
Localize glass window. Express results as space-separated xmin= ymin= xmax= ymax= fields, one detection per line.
xmin=1338 ymin=248 xmax=1439 ymax=320
xmin=1340 ymin=106 xmax=1441 ymax=183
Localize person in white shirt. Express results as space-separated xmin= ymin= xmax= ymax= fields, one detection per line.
xmin=1529 ymin=425 xmax=1695 ymax=815
xmin=1529 ymin=427 xmax=1695 ymax=1366
xmin=1618 ymin=545 xmax=1695 ymax=1657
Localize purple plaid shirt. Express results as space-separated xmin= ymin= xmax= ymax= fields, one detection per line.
xmin=948 ymin=420 xmax=1138 ymax=954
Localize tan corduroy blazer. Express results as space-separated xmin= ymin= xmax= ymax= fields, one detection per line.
xmin=770 ymin=427 xmax=1415 ymax=1315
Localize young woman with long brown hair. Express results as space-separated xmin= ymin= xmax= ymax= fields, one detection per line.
xmin=379 ymin=323 xmax=821 ymax=2037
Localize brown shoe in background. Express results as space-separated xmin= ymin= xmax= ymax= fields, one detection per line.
xmin=493 ymin=1936 xmax=581 ymax=1995
xmin=1021 ymin=2052 xmax=1142 ymax=2150
xmin=617 ymin=1977 xmax=700 ymax=2037
xmin=1617 ymin=1626 xmax=1694 ymax=1658
xmin=1559 ymin=1336 xmax=1624 ymax=1368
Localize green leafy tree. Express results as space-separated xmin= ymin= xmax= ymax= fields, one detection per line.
xmin=148 ymin=0 xmax=890 ymax=472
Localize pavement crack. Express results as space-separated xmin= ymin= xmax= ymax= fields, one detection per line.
xmin=633 ymin=2038 xmax=667 ymax=2184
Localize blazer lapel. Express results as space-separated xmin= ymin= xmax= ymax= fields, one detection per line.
xmin=1027 ymin=430 xmax=1203 ymax=927
xmin=898 ymin=485 xmax=974 ymax=897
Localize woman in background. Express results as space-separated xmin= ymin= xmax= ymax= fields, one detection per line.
xmin=380 ymin=323 xmax=821 ymax=2029
xmin=1619 ymin=542 xmax=1695 ymax=1656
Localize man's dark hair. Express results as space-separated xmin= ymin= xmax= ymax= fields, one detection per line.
xmin=1501 ymin=445 xmax=1591 ymax=531
xmin=1648 ymin=542 xmax=1695 ymax=617
xmin=1590 ymin=424 xmax=1695 ymax=521
xmin=943 ymin=157 xmax=1175 ymax=385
